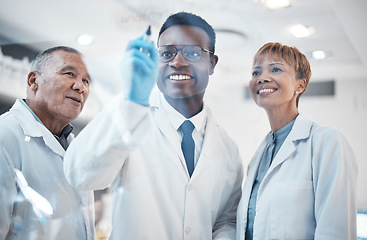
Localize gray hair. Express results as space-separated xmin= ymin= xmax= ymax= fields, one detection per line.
xmin=31 ymin=46 xmax=82 ymax=74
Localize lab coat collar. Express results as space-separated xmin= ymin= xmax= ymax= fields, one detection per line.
xmin=263 ymin=113 xmax=313 ymax=178
xmin=245 ymin=113 xmax=312 ymax=181
xmin=287 ymin=113 xmax=313 ymax=141
xmin=10 ymin=99 xmax=67 ymax=157
xmin=151 ymin=92 xmax=219 ymax=180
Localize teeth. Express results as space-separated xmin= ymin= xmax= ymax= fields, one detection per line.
xmin=259 ymin=88 xmax=275 ymax=94
xmin=169 ymin=75 xmax=191 ymax=81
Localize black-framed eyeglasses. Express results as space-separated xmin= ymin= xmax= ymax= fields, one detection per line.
xmin=157 ymin=45 xmax=214 ymax=63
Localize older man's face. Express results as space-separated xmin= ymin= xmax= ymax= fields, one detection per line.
xmin=31 ymin=50 xmax=91 ymax=124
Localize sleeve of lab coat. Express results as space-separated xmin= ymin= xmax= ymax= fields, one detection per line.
xmin=64 ymin=94 xmax=151 ymax=190
xmin=212 ymin=148 xmax=244 ymax=240
xmin=311 ymin=127 xmax=358 ymax=240
xmin=0 ymin=146 xmax=17 ymax=240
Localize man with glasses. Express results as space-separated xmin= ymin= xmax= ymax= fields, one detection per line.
xmin=64 ymin=12 xmax=243 ymax=239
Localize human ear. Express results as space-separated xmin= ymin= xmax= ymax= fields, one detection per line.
xmin=27 ymin=71 xmax=38 ymax=91
xmin=296 ymin=78 xmax=307 ymax=94
xmin=209 ymin=55 xmax=219 ymax=75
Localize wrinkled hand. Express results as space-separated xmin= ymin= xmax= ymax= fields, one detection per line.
xmin=120 ymin=36 xmax=158 ymax=106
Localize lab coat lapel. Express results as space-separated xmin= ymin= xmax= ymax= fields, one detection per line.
xmin=242 ymin=136 xmax=268 ymax=198
xmin=152 ymin=103 xmax=186 ymax=166
xmin=267 ymin=113 xmax=312 ymax=174
xmin=239 ymin=135 xmax=268 ymax=225
xmin=12 ymin=100 xmax=65 ymax=158
xmin=38 ymin=126 xmax=66 ymax=157
xmin=191 ymin=108 xmax=218 ymax=178
xmin=268 ymin=138 xmax=296 ymax=171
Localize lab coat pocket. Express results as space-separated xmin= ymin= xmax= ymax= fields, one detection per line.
xmin=269 ymin=181 xmax=315 ymax=239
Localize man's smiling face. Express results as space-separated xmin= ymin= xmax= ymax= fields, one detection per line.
xmin=157 ymin=25 xmax=217 ymax=100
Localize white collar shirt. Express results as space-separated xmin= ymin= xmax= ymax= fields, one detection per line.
xmin=160 ymin=94 xmax=206 ymax=166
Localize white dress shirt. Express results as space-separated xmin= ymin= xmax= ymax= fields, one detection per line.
xmin=160 ymin=95 xmax=206 ymax=166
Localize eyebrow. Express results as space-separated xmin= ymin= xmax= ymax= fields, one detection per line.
xmin=253 ymin=62 xmax=285 ymax=69
xmin=269 ymin=62 xmax=285 ymax=66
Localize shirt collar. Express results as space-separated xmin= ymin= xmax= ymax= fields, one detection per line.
xmin=159 ymin=93 xmax=206 ymax=133
xmin=273 ymin=119 xmax=295 ymax=143
xmin=54 ymin=124 xmax=73 ymax=139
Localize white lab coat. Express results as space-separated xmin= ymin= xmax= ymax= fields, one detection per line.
xmin=0 ymin=100 xmax=95 ymax=240
xmin=64 ymin=92 xmax=244 ymax=240
xmin=236 ymin=113 xmax=358 ymax=240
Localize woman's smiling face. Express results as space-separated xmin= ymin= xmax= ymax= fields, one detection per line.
xmin=249 ymin=55 xmax=302 ymax=112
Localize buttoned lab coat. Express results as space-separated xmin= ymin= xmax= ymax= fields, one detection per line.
xmin=64 ymin=92 xmax=244 ymax=240
xmin=0 ymin=100 xmax=95 ymax=240
xmin=236 ymin=114 xmax=358 ymax=240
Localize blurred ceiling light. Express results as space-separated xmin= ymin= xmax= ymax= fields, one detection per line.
xmin=76 ymin=34 xmax=93 ymax=46
xmin=289 ymin=24 xmax=315 ymax=38
xmin=311 ymin=50 xmax=328 ymax=60
xmin=264 ymin=0 xmax=291 ymax=10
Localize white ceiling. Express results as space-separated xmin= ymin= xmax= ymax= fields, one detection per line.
xmin=1 ymin=0 xmax=366 ymax=121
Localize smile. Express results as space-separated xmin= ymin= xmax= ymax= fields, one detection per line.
xmin=258 ymin=88 xmax=277 ymax=94
xmin=169 ymin=75 xmax=191 ymax=81
xmin=67 ymin=97 xmax=81 ymax=103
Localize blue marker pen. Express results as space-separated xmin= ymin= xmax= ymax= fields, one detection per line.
xmin=140 ymin=25 xmax=151 ymax=56
xmin=143 ymin=25 xmax=151 ymax=41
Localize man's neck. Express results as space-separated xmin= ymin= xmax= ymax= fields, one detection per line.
xmin=24 ymin=99 xmax=69 ymax=137
xmin=164 ymin=94 xmax=204 ymax=119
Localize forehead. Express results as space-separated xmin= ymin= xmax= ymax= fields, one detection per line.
xmin=253 ymin=52 xmax=294 ymax=68
xmin=158 ymin=25 xmax=210 ymax=47
xmin=45 ymin=51 xmax=87 ymax=72
xmin=253 ymin=54 xmax=291 ymax=67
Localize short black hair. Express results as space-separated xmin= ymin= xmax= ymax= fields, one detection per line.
xmin=31 ymin=46 xmax=82 ymax=74
xmin=158 ymin=12 xmax=216 ymax=54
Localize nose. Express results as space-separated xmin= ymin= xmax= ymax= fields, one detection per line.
xmin=256 ymin=73 xmax=271 ymax=84
xmin=169 ymin=51 xmax=189 ymax=68
xmin=72 ymin=77 xmax=87 ymax=93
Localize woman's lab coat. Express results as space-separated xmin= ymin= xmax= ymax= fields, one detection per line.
xmin=64 ymin=92 xmax=244 ymax=240
xmin=0 ymin=100 xmax=95 ymax=240
xmin=236 ymin=113 xmax=358 ymax=240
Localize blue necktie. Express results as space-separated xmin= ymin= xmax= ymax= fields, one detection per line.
xmin=180 ymin=120 xmax=195 ymax=177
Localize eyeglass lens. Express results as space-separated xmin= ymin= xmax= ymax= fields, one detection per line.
xmin=158 ymin=45 xmax=203 ymax=62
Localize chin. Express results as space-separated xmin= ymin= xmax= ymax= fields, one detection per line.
xmin=67 ymin=111 xmax=82 ymax=121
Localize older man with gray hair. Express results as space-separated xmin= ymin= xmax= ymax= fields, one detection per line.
xmin=0 ymin=46 xmax=95 ymax=240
